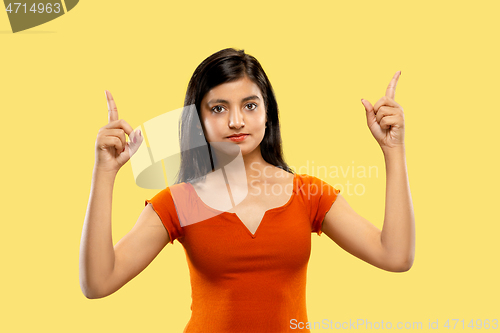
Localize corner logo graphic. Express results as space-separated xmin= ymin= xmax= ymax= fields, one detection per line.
xmin=4 ymin=0 xmax=79 ymax=33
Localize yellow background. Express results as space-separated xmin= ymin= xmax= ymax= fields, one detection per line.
xmin=1 ymin=0 xmax=499 ymax=332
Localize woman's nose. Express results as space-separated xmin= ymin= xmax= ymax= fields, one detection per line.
xmin=228 ymin=108 xmax=245 ymax=129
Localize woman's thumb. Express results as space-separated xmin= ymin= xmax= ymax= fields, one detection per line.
xmin=361 ymin=98 xmax=376 ymax=123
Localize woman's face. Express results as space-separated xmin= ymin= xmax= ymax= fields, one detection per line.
xmin=200 ymin=76 xmax=267 ymax=156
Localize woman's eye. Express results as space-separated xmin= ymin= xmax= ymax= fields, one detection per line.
xmin=211 ymin=105 xmax=225 ymax=113
xmin=246 ymin=103 xmax=257 ymax=110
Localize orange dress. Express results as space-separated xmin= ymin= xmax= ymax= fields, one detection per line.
xmin=146 ymin=173 xmax=340 ymax=333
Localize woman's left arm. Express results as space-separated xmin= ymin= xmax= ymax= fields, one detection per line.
xmin=321 ymin=71 xmax=415 ymax=272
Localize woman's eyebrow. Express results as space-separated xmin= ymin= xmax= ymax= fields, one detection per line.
xmin=207 ymin=95 xmax=260 ymax=106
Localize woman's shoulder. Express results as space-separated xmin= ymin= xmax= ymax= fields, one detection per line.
xmin=151 ymin=182 xmax=192 ymax=201
xmin=293 ymin=173 xmax=339 ymax=196
xmin=258 ymin=168 xmax=321 ymax=189
xmin=295 ymin=172 xmax=335 ymax=182
xmin=294 ymin=172 xmax=321 ymax=184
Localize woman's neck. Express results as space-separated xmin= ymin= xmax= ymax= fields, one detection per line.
xmin=210 ymin=144 xmax=278 ymax=184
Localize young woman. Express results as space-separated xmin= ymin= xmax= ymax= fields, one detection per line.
xmin=80 ymin=48 xmax=415 ymax=332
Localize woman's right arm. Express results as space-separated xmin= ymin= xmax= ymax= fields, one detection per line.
xmin=79 ymin=91 xmax=170 ymax=299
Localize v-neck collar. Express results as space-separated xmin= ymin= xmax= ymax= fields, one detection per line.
xmin=186 ymin=173 xmax=298 ymax=238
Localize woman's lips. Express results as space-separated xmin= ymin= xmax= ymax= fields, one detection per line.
xmin=227 ymin=134 xmax=249 ymax=142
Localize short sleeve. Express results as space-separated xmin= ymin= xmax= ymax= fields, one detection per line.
xmin=306 ymin=175 xmax=341 ymax=236
xmin=145 ymin=187 xmax=184 ymax=244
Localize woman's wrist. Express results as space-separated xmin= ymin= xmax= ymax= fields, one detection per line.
xmin=92 ymin=165 xmax=118 ymax=184
xmin=381 ymin=143 xmax=406 ymax=158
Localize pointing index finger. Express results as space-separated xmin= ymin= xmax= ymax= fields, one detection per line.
xmin=106 ymin=90 xmax=119 ymax=123
xmin=385 ymin=71 xmax=401 ymax=100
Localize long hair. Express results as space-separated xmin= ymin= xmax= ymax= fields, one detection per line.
xmin=174 ymin=48 xmax=294 ymax=184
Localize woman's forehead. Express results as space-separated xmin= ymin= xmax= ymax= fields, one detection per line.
xmin=203 ymin=77 xmax=263 ymax=104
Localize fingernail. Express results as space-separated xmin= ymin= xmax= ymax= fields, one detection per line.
xmin=133 ymin=136 xmax=137 ymax=144
xmin=138 ymin=129 xmax=142 ymax=137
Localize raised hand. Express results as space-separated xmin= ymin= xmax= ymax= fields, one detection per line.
xmin=94 ymin=91 xmax=143 ymax=173
xmin=361 ymin=71 xmax=405 ymax=150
